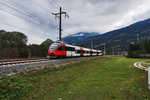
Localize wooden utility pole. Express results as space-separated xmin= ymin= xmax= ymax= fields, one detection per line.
xmin=52 ymin=7 xmax=69 ymax=41
xmin=59 ymin=7 xmax=62 ymax=41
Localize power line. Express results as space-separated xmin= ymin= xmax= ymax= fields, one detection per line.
xmin=46 ymin=0 xmax=59 ymax=10
xmin=62 ymin=20 xmax=70 ymax=27
xmin=52 ymin=0 xmax=69 ymax=15
xmin=0 ymin=9 xmax=55 ymax=35
xmin=0 ymin=21 xmax=49 ymax=36
xmin=0 ymin=1 xmax=42 ymax=23
xmin=2 ymin=0 xmax=43 ymax=22
xmin=31 ymin=0 xmax=52 ymax=14
xmin=2 ymin=0 xmax=57 ymax=28
xmin=56 ymin=0 xmax=62 ymax=6
xmin=62 ymin=30 xmax=70 ymax=36
xmin=0 ymin=9 xmax=40 ymax=26
xmin=51 ymin=0 xmax=61 ymax=7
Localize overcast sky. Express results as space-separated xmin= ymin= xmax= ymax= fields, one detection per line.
xmin=0 ymin=0 xmax=150 ymax=44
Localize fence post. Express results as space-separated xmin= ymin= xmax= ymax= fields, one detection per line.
xmin=148 ymin=66 xmax=150 ymax=89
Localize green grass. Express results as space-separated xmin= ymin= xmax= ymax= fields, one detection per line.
xmin=0 ymin=77 xmax=32 ymax=100
xmin=1 ymin=57 xmax=150 ymax=100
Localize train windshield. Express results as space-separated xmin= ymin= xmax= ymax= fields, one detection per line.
xmin=49 ymin=42 xmax=60 ymax=51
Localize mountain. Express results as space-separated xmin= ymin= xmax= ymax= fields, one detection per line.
xmin=78 ymin=18 xmax=150 ymax=52
xmin=62 ymin=32 xmax=99 ymax=44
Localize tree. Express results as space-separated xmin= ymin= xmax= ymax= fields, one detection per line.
xmin=0 ymin=30 xmax=28 ymax=58
xmin=28 ymin=39 xmax=53 ymax=57
xmin=40 ymin=39 xmax=53 ymax=57
xmin=0 ymin=30 xmax=53 ymax=58
xmin=128 ymin=43 xmax=141 ymax=58
xmin=1 ymin=31 xmax=27 ymax=48
xmin=144 ymin=40 xmax=150 ymax=53
xmin=29 ymin=44 xmax=42 ymax=57
xmin=127 ymin=40 xmax=150 ymax=58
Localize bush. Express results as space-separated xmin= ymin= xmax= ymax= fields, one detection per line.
xmin=0 ymin=77 xmax=32 ymax=100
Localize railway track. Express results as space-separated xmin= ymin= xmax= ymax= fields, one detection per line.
xmin=0 ymin=59 xmax=50 ymax=66
xmin=0 ymin=58 xmax=54 ymax=75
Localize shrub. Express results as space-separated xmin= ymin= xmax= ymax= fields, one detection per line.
xmin=0 ymin=77 xmax=32 ymax=100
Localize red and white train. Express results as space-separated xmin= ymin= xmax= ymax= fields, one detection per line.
xmin=47 ymin=41 xmax=103 ymax=58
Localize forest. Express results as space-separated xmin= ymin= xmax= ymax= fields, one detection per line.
xmin=128 ymin=40 xmax=150 ymax=58
xmin=0 ymin=30 xmax=53 ymax=59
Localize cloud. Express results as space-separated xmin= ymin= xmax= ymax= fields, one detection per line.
xmin=0 ymin=0 xmax=150 ymax=44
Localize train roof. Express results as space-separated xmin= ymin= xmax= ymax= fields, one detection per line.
xmin=53 ymin=40 xmax=101 ymax=51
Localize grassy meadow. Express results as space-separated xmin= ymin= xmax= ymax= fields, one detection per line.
xmin=0 ymin=57 xmax=150 ymax=100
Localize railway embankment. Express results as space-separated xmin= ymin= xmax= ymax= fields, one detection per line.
xmin=0 ymin=56 xmax=106 ymax=75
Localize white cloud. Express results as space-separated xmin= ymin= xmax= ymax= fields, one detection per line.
xmin=0 ymin=0 xmax=150 ymax=44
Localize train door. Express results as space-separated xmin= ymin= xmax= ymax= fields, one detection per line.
xmin=67 ymin=51 xmax=71 ymax=57
xmin=71 ymin=51 xmax=74 ymax=56
xmin=70 ymin=47 xmax=75 ymax=56
xmin=66 ymin=47 xmax=75 ymax=57
xmin=80 ymin=48 xmax=83 ymax=56
xmin=90 ymin=49 xmax=92 ymax=56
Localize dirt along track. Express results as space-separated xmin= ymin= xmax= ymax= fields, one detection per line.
xmin=0 ymin=56 xmax=107 ymax=75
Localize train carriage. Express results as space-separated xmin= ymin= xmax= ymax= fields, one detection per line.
xmin=47 ymin=41 xmax=103 ymax=58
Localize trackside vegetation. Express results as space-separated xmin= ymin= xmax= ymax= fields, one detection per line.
xmin=0 ymin=57 xmax=150 ymax=100
xmin=0 ymin=77 xmax=32 ymax=100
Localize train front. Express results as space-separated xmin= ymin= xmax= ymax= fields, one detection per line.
xmin=47 ymin=41 xmax=62 ymax=58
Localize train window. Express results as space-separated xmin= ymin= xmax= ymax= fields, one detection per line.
xmin=77 ymin=50 xmax=80 ymax=53
xmin=81 ymin=50 xmax=84 ymax=53
xmin=62 ymin=46 xmax=66 ymax=51
xmin=66 ymin=47 xmax=75 ymax=51
xmin=68 ymin=47 xmax=71 ymax=51
xmin=66 ymin=47 xmax=69 ymax=51
xmin=79 ymin=50 xmax=82 ymax=53
xmin=76 ymin=50 xmax=85 ymax=53
xmin=57 ymin=46 xmax=66 ymax=51
xmin=69 ymin=47 xmax=71 ymax=51
xmin=71 ymin=47 xmax=73 ymax=51
xmin=49 ymin=44 xmax=58 ymax=51
xmin=57 ymin=46 xmax=62 ymax=51
xmin=72 ymin=48 xmax=75 ymax=51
